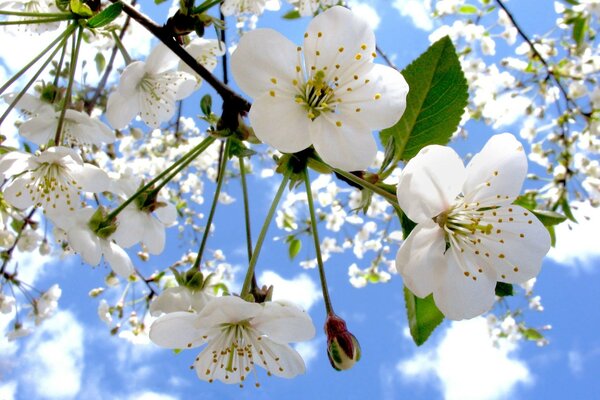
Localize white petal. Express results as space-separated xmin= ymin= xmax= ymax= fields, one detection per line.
xmin=249 ymin=94 xmax=313 ymax=153
xmin=434 ymin=253 xmax=497 ymax=320
xmin=102 ymin=240 xmax=134 ymax=278
xmin=303 ymin=6 xmax=374 ymax=80
xmin=231 ymin=28 xmax=298 ymax=99
xmin=117 ymin=61 xmax=146 ymax=96
xmin=106 ymin=91 xmax=139 ymax=130
xmin=19 ymin=114 xmax=56 ymax=145
xmin=3 ymin=177 xmax=34 ymax=210
xmin=195 ymin=296 xmax=261 ymax=328
xmin=474 ymin=205 xmax=550 ymax=283
xmin=0 ymin=151 xmax=32 ymax=178
xmin=395 ymin=220 xmax=446 ymax=298
xmin=337 ymin=64 xmax=409 ymax=130
xmin=463 ymin=133 xmax=527 ymax=205
xmin=252 ymin=337 xmax=305 ymax=379
xmin=112 ymin=209 xmax=145 ymax=249
xmin=71 ymin=163 xmax=111 ymax=193
xmin=145 ymin=43 xmax=179 ymax=75
xmin=141 ymin=215 xmax=166 ymax=255
xmin=68 ymin=228 xmax=102 ymax=266
xmin=174 ymin=72 xmax=198 ymax=100
xmin=252 ymin=301 xmax=315 ymax=343
xmin=397 ymin=145 xmax=465 ymax=223
xmin=155 ymin=201 xmax=177 ymax=225
xmin=309 ymin=112 xmax=376 ymax=171
xmin=149 ymin=311 xmax=204 ymax=349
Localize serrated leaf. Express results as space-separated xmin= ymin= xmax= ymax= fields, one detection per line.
xmin=87 ymin=1 xmax=123 ymax=28
xmin=94 ymin=53 xmax=105 ymax=75
xmin=459 ymin=4 xmax=478 ymax=14
xmin=495 ymin=282 xmax=514 ymax=297
xmin=288 ymin=238 xmax=301 ymax=259
xmin=404 ymin=286 xmax=444 ymax=346
xmin=379 ymin=36 xmax=468 ymax=166
xmin=282 ymin=9 xmax=301 ymax=19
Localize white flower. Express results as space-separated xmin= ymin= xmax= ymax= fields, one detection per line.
xmin=0 ymin=0 xmax=61 ymax=33
xmin=149 ymin=286 xmax=211 ymax=316
xmin=106 ymin=43 xmax=197 ymax=129
xmin=395 ymin=134 xmax=551 ymax=320
xmin=0 ymin=147 xmax=110 ymax=218
xmin=98 ymin=299 xmax=112 ymax=325
xmin=57 ymin=207 xmax=135 ymax=278
xmin=150 ymin=296 xmax=315 ymax=385
xmin=0 ymin=293 xmax=15 ymax=314
xmin=6 ymin=323 xmax=32 ymax=341
xmin=287 ymin=0 xmax=336 ymax=16
xmin=231 ymin=6 xmax=408 ymax=171
xmin=111 ymin=177 xmax=177 ymax=255
xmin=33 ymin=283 xmax=61 ymax=325
xmin=221 ymin=0 xmax=280 ymax=16
xmin=180 ymin=38 xmax=225 ymax=86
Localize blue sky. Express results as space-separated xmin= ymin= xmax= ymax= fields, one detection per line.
xmin=2 ymin=1 xmax=600 ymax=399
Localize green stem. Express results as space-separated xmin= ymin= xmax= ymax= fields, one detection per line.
xmin=111 ymin=30 xmax=131 ymax=65
xmin=54 ymin=25 xmax=83 ymax=146
xmin=303 ymin=168 xmax=334 ymax=315
xmin=0 ymin=23 xmax=75 ymax=97
xmin=0 ymin=16 xmax=74 ymax=25
xmin=240 ymin=171 xmax=290 ymax=298
xmin=192 ymin=139 xmax=230 ymax=271
xmin=0 ymin=10 xmax=73 ymax=17
xmin=239 ymin=156 xmax=253 ymax=263
xmin=0 ymin=24 xmax=76 ymax=127
xmin=105 ymin=136 xmax=216 ymax=222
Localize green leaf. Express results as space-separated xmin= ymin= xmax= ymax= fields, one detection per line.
xmin=459 ymin=4 xmax=478 ymax=14
xmin=56 ymin=0 xmax=70 ymax=11
xmin=572 ymin=16 xmax=589 ymax=47
xmin=288 ymin=238 xmax=301 ymax=259
xmin=404 ymin=286 xmax=444 ymax=346
xmin=200 ymin=94 xmax=212 ymax=116
xmin=495 ymin=282 xmax=514 ymax=297
xmin=559 ymin=197 xmax=578 ymax=222
xmin=282 ymin=9 xmax=301 ymax=19
xmin=87 ymin=1 xmax=123 ymax=28
xmin=532 ymin=209 xmax=567 ymax=226
xmin=70 ymin=0 xmax=93 ymax=17
xmin=513 ymin=193 xmax=537 ymax=210
xmin=154 ymin=0 xmax=168 ymax=4
xmin=379 ymin=36 xmax=468 ymax=166
xmin=522 ymin=328 xmax=544 ymax=341
xmin=94 ymin=52 xmax=105 ymax=75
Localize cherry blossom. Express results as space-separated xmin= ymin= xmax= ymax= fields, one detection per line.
xmin=221 ymin=0 xmax=280 ymax=16
xmin=149 ymin=296 xmax=315 ymax=385
xmin=286 ymin=0 xmax=336 ymax=16
xmin=395 ymin=134 xmax=551 ymax=320
xmin=179 ymin=38 xmax=225 ymax=86
xmin=106 ymin=43 xmax=197 ymax=129
xmin=0 ymin=147 xmax=110 ymax=218
xmin=231 ymin=5 xmax=408 ymax=171
xmin=149 ymin=286 xmax=211 ymax=316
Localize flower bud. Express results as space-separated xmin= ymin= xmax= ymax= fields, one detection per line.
xmin=324 ymin=314 xmax=361 ymax=371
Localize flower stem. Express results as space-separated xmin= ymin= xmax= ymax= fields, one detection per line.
xmin=192 ymin=139 xmax=230 ymax=271
xmin=240 ymin=171 xmax=290 ymax=298
xmin=111 ymin=30 xmax=132 ymax=65
xmin=239 ymin=156 xmax=253 ymax=263
xmin=105 ymin=136 xmax=216 ymax=222
xmin=0 ymin=16 xmax=74 ymax=25
xmin=0 ymin=23 xmax=75 ymax=97
xmin=303 ymin=168 xmax=334 ymax=315
xmin=0 ymin=10 xmax=73 ymax=17
xmin=54 ymin=24 xmax=83 ymax=146
xmin=0 ymin=23 xmax=76 ymax=127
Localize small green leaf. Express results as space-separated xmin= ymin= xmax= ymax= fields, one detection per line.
xmin=154 ymin=0 xmax=168 ymax=4
xmin=379 ymin=36 xmax=468 ymax=166
xmin=70 ymin=0 xmax=93 ymax=17
xmin=288 ymin=238 xmax=301 ymax=259
xmin=532 ymin=209 xmax=567 ymax=226
xmin=459 ymin=4 xmax=478 ymax=14
xmin=572 ymin=16 xmax=588 ymax=47
xmin=513 ymin=193 xmax=537 ymax=210
xmin=495 ymin=282 xmax=514 ymax=297
xmin=522 ymin=328 xmax=544 ymax=341
xmin=404 ymin=286 xmax=444 ymax=346
xmin=56 ymin=0 xmax=70 ymax=11
xmin=282 ymin=9 xmax=301 ymax=19
xmin=200 ymin=94 xmax=212 ymax=116
xmin=87 ymin=1 xmax=123 ymax=28
xmin=94 ymin=52 xmax=105 ymax=75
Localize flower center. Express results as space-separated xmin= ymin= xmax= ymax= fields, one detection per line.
xmin=295 ymin=70 xmax=336 ymax=120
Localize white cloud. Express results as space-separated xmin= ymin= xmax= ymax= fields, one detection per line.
xmin=392 ymin=0 xmax=433 ymax=31
xmin=0 ymin=381 xmax=17 ymax=400
xmin=127 ymin=391 xmax=179 ymax=400
xmin=21 ymin=310 xmax=85 ymax=399
xmin=348 ymin=1 xmax=381 ymax=31
xmin=258 ymin=270 xmax=322 ymax=311
xmin=397 ymin=317 xmax=531 ymax=400
xmin=548 ymin=201 xmax=600 ymax=269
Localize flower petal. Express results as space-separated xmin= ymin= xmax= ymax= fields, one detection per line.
xmin=231 ymin=28 xmax=298 ymax=99
xmin=71 ymin=163 xmax=111 ymax=194
xmin=252 ymin=337 xmax=305 ymax=379
xmin=145 ymin=43 xmax=179 ymax=75
xmin=68 ymin=228 xmax=102 ymax=266
xmin=397 ymin=145 xmax=465 ymax=223
xmin=141 ymin=214 xmax=166 ymax=255
xmin=19 ymin=114 xmax=55 ymax=145
xmin=474 ymin=205 xmax=550 ymax=283
xmin=195 ymin=296 xmax=261 ymax=329
xmin=102 ymin=240 xmax=134 ymax=278
xmin=336 ymin=63 xmax=409 ymax=130
xmin=149 ymin=311 xmax=204 ymax=349
xmin=463 ymin=133 xmax=527 ymax=205
xmin=395 ymin=220 xmax=446 ymax=298
xmin=252 ymin=301 xmax=315 ymax=343
xmin=106 ymin=91 xmax=140 ymax=130
xmin=303 ymin=6 xmax=374 ymax=80
xmin=309 ymin=112 xmax=376 ymax=171
xmin=433 ymin=253 xmax=497 ymax=320
xmin=3 ymin=176 xmax=34 ymax=210
xmin=117 ymin=61 xmax=146 ymax=96
xmin=249 ymin=94 xmax=312 ymax=153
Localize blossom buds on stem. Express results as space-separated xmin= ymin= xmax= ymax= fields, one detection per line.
xmin=324 ymin=313 xmax=361 ymax=371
